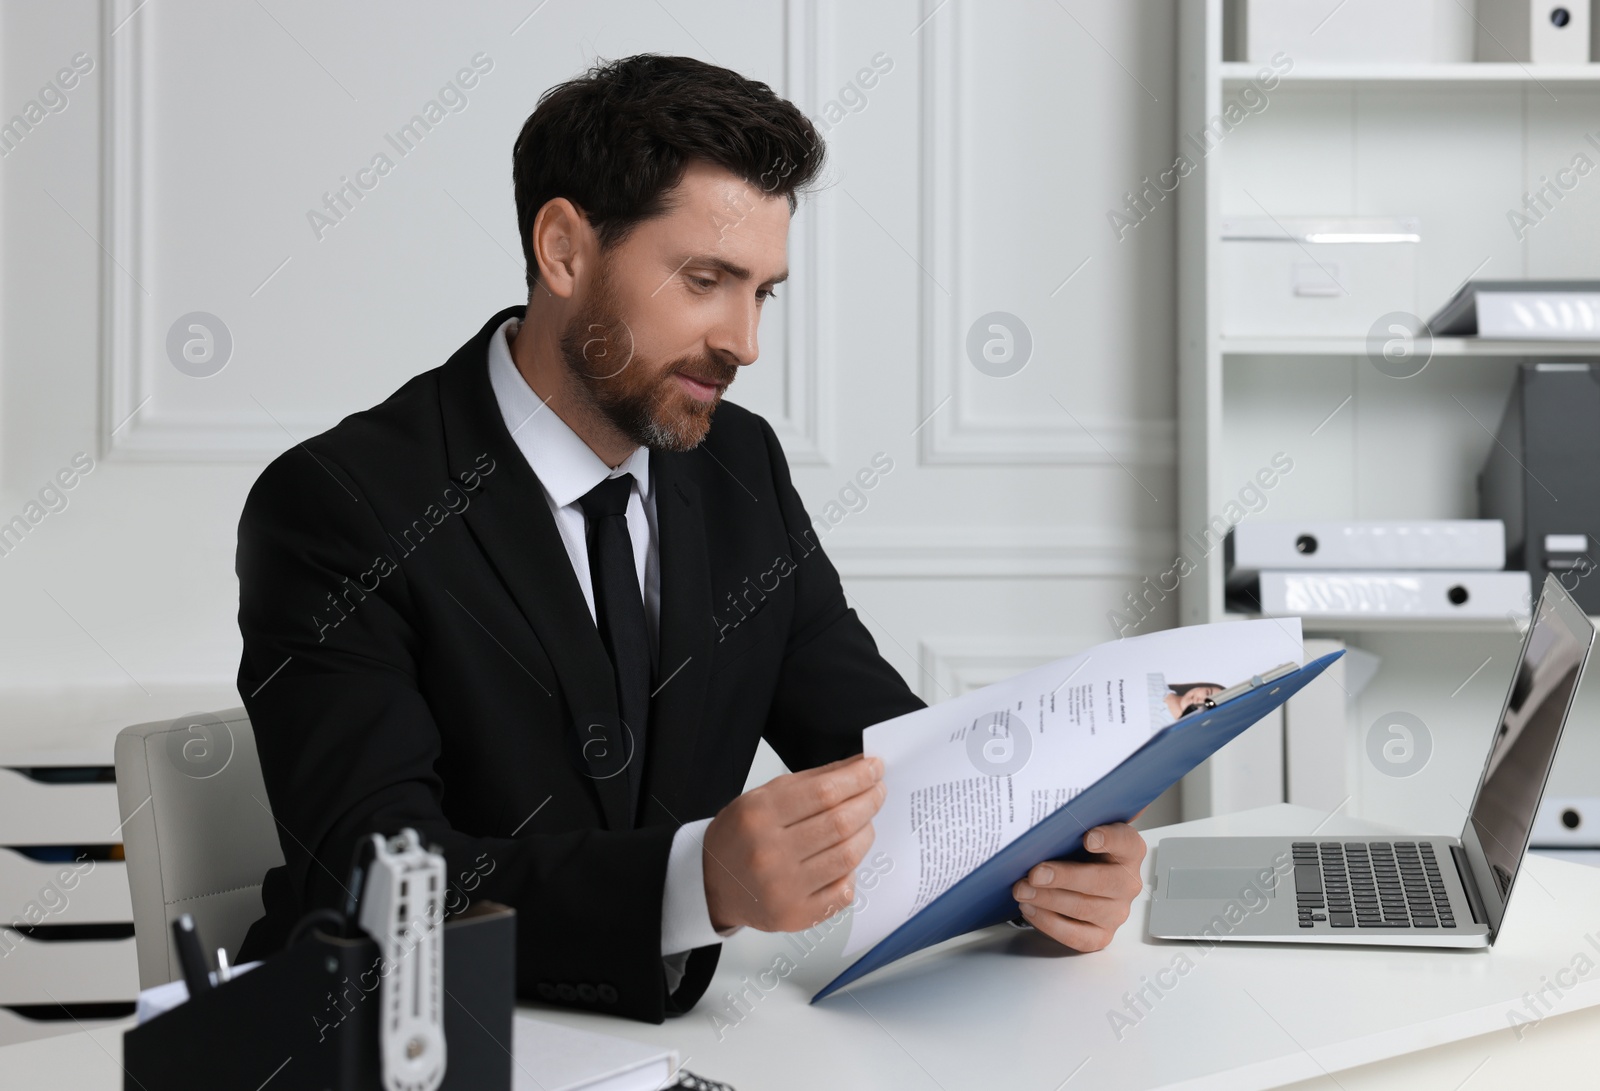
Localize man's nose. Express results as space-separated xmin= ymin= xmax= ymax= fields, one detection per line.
xmin=707 ymin=301 xmax=760 ymax=366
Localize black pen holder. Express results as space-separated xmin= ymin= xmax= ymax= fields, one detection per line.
xmin=123 ymin=902 xmax=515 ymax=1091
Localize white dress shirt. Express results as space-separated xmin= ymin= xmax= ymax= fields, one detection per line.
xmin=486 ymin=316 xmax=734 ymax=973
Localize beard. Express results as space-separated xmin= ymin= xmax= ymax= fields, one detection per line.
xmin=558 ymin=263 xmax=738 ymax=452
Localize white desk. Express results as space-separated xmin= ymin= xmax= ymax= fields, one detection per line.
xmin=4 ymin=804 xmax=1598 ymax=1090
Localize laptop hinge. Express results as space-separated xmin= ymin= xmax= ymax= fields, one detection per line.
xmin=1451 ymin=844 xmax=1489 ymax=926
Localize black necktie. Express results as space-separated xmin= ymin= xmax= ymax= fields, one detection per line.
xmin=577 ymin=473 xmax=650 ymax=823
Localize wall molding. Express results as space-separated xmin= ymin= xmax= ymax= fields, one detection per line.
xmin=99 ymin=1 xmax=321 ymax=461
xmin=99 ymin=0 xmax=834 ymax=463
xmin=915 ymin=0 xmax=1175 ymax=467
xmin=822 ymin=526 xmax=1175 ymax=579
xmin=917 ymin=638 xmax=1067 ymax=702
xmin=766 ymin=0 xmax=833 ymax=466
xmin=100 ymin=0 xmax=157 ymax=461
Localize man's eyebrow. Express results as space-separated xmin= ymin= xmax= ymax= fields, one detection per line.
xmin=678 ymin=255 xmax=789 ymax=285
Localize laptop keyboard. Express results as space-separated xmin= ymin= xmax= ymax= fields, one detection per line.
xmin=1292 ymin=841 xmax=1457 ymax=929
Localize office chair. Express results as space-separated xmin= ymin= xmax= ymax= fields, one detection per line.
xmin=114 ymin=708 xmax=285 ymax=990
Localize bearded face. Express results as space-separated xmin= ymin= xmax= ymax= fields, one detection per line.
xmin=558 ymin=258 xmax=739 ymax=452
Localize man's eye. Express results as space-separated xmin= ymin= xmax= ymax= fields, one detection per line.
xmin=688 ymin=275 xmax=716 ymax=291
xmin=757 ymin=288 xmax=779 ymax=303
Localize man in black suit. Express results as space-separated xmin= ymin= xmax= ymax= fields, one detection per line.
xmin=236 ymin=54 xmax=1145 ymax=1023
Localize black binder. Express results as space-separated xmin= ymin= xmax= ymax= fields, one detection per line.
xmin=123 ymin=902 xmax=515 ymax=1090
xmin=1480 ymin=362 xmax=1600 ymax=612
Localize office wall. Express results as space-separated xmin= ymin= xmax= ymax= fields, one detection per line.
xmin=0 ymin=1 xmax=1181 ymax=815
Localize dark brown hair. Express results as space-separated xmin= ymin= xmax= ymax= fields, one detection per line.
xmin=513 ymin=54 xmax=825 ymax=294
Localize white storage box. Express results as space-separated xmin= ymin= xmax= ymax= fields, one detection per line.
xmin=1235 ymin=0 xmax=1477 ymax=63
xmin=1219 ymin=216 xmax=1421 ymax=338
xmin=1476 ymin=0 xmax=1591 ymax=63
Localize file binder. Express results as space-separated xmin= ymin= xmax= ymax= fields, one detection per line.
xmin=1428 ymin=280 xmax=1600 ymax=340
xmin=1480 ymin=362 xmax=1600 ymax=613
xmin=812 ymin=652 xmax=1342 ymax=1002
xmin=1226 ymin=520 xmax=1505 ymax=590
xmin=1258 ymin=570 xmax=1531 ymax=621
xmin=122 ymin=902 xmax=515 ymax=1091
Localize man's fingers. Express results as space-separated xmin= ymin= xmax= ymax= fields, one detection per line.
xmin=1018 ymin=903 xmax=1114 ymax=953
xmin=786 ymin=780 xmax=885 ymax=859
xmin=790 ymin=753 xmax=875 ymax=782
xmin=802 ymin=820 xmax=875 ymax=893
xmin=798 ymin=754 xmax=870 ymax=777
xmin=1010 ymin=825 xmax=1146 ymax=955
xmin=1082 ymin=822 xmax=1146 ymax=863
xmin=771 ymin=755 xmax=884 ymax=825
xmin=1022 ymin=858 xmax=1144 ymax=901
xmin=1016 ymin=886 xmax=1131 ymax=932
xmin=807 ymin=872 xmax=858 ymax=923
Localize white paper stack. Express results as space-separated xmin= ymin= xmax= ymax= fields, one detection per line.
xmin=512 ymin=1014 xmax=678 ymax=1091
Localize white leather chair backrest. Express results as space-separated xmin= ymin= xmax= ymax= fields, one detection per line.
xmin=114 ymin=708 xmax=285 ymax=990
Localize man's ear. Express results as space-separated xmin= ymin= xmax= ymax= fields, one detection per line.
xmin=531 ymin=197 xmax=591 ymax=300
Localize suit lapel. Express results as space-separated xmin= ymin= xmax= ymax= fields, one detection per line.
xmin=438 ymin=308 xmax=633 ymax=833
xmin=640 ymin=450 xmax=714 ymax=827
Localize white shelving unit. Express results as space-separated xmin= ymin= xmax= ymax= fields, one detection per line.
xmin=1176 ymin=1 xmax=1600 ymax=831
xmin=1221 ymin=336 xmax=1600 ymax=357
xmin=1219 ymin=61 xmax=1600 ymax=87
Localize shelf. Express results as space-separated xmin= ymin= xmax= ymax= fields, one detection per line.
xmin=1230 ymin=612 xmax=1527 ymax=635
xmin=1224 ymin=609 xmax=1535 ymax=636
xmin=1220 ymin=61 xmax=1600 ymax=89
xmin=1224 ymin=608 xmax=1600 ymax=635
xmin=1220 ymin=336 xmax=1600 ymax=358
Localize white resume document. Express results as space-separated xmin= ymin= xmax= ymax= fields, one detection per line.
xmin=841 ymin=619 xmax=1303 ymax=956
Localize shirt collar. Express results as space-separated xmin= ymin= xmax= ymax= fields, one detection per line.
xmin=486 ymin=315 xmax=651 ymax=509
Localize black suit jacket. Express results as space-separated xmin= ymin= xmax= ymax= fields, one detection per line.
xmin=234 ymin=306 xmax=924 ymax=1022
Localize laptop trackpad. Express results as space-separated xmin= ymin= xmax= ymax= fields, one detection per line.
xmin=1166 ymin=867 xmax=1277 ymax=899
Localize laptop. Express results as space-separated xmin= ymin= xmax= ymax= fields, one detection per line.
xmin=1149 ymin=572 xmax=1594 ymax=948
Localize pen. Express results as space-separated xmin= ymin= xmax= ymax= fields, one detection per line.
xmin=172 ymin=913 xmax=213 ymax=998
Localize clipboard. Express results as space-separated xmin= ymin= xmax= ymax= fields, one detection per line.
xmin=812 ymin=651 xmax=1344 ymax=1002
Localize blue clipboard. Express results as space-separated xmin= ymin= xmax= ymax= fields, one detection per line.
xmin=812 ymin=650 xmax=1344 ymax=1002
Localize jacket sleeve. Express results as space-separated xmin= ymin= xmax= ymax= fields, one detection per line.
xmin=235 ymin=442 xmax=682 ymax=1023
xmin=752 ymin=419 xmax=928 ymax=770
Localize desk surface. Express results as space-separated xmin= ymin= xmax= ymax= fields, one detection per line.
xmin=4 ymin=805 xmax=1599 ymax=1091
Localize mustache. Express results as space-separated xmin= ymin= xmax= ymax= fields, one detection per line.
xmin=670 ymin=357 xmax=739 ymax=389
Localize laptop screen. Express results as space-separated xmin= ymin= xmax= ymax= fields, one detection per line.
xmin=1460 ymin=573 xmax=1594 ymax=937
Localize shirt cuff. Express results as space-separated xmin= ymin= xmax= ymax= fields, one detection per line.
xmin=660 ymin=817 xmax=740 ymax=957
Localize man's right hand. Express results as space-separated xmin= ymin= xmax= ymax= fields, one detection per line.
xmin=701 ymin=754 xmax=886 ymax=933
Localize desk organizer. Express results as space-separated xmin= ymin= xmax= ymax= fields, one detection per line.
xmin=122 ymin=902 xmax=514 ymax=1090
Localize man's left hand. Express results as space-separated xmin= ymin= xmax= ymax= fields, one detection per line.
xmin=1011 ymin=822 xmax=1147 ymax=952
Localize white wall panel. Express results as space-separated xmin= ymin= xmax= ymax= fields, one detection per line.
xmin=917 ymin=0 xmax=1178 ymax=467
xmin=0 ymin=0 xmax=1186 ymax=790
